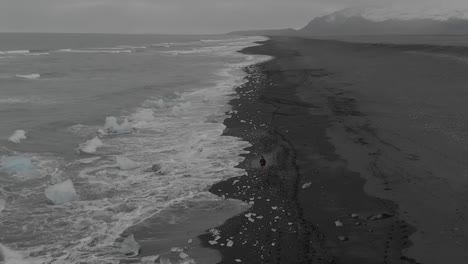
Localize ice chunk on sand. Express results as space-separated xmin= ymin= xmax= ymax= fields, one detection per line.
xmin=45 ymin=179 xmax=77 ymax=205
xmin=100 ymin=116 xmax=133 ymax=135
xmin=78 ymin=137 xmax=103 ymax=154
xmin=179 ymin=252 xmax=189 ymax=259
xmin=116 ymin=156 xmax=139 ymax=170
xmin=120 ymin=234 xmax=140 ymax=256
xmin=1 ymin=156 xmax=39 ymax=177
xmin=301 ymin=182 xmax=312 ymax=190
xmin=8 ymin=130 xmax=27 ymax=143
xmin=335 ymin=220 xmax=343 ymax=227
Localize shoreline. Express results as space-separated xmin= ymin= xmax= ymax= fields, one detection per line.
xmin=199 ymin=38 xmax=415 ymax=263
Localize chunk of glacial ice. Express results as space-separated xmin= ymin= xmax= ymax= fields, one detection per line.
xmin=99 ymin=117 xmax=133 ymax=135
xmin=0 ymin=156 xmax=39 ymax=177
xmin=45 ymin=179 xmax=77 ymax=205
xmin=8 ymin=130 xmax=27 ymax=143
xmin=116 ymin=156 xmax=139 ymax=170
xmin=78 ymin=137 xmax=103 ymax=154
xmin=120 ymin=234 xmax=140 ymax=256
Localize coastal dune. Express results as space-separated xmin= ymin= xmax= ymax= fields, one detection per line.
xmin=200 ymin=37 xmax=468 ymax=264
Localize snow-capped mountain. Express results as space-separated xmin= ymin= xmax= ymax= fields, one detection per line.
xmin=300 ymin=7 xmax=468 ymax=35
xmin=322 ymin=7 xmax=468 ymax=22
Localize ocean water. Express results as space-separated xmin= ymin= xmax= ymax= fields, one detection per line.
xmin=0 ymin=33 xmax=271 ymax=263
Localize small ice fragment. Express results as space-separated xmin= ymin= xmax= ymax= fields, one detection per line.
xmin=115 ymin=156 xmax=138 ymax=170
xmin=351 ymin=214 xmax=359 ymax=218
xmin=257 ymin=216 xmax=263 ymax=219
xmin=235 ymin=259 xmax=242 ymax=263
xmin=171 ymin=247 xmax=183 ymax=252
xmin=271 ymin=206 xmax=278 ymax=210
xmin=8 ymin=130 xmax=26 ymax=143
xmin=214 ymin=236 xmax=221 ymax=241
xmin=45 ymin=179 xmax=77 ymax=205
xmin=233 ymin=180 xmax=239 ymax=185
xmin=78 ymin=136 xmax=103 ymax=154
xmin=208 ymin=240 xmax=218 ymax=245
xmin=335 ymin=220 xmax=343 ymax=227
xmin=120 ymin=234 xmax=140 ymax=256
xmin=187 ymin=238 xmax=193 ymax=244
xmin=338 ymin=236 xmax=348 ymax=241
xmin=179 ymin=252 xmax=189 ymax=259
xmin=101 ymin=116 xmax=133 ymax=135
xmin=245 ymin=213 xmax=252 ymax=218
xmin=288 ymin=222 xmax=293 ymax=225
xmin=226 ymin=240 xmax=234 ymax=247
xmin=301 ymin=182 xmax=312 ymax=189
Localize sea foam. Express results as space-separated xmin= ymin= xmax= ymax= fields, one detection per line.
xmin=15 ymin=74 xmax=40 ymax=80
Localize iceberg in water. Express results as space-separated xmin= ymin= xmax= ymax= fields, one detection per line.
xmin=116 ymin=156 xmax=139 ymax=170
xmin=0 ymin=156 xmax=39 ymax=177
xmin=45 ymin=179 xmax=78 ymax=205
xmin=119 ymin=234 xmax=140 ymax=256
xmin=8 ymin=130 xmax=27 ymax=143
xmin=98 ymin=117 xmax=133 ymax=135
xmin=78 ymin=137 xmax=104 ymax=154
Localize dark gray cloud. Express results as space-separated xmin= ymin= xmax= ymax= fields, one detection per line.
xmin=1 ymin=0 xmax=467 ymax=34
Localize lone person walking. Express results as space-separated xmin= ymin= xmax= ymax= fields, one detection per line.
xmin=260 ymin=156 xmax=266 ymax=168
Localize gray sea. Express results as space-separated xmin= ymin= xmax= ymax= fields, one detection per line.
xmin=0 ymin=33 xmax=270 ymax=263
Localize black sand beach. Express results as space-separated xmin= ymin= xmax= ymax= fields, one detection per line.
xmin=200 ymin=37 xmax=468 ymax=264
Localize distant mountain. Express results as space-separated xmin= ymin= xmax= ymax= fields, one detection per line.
xmin=227 ymin=28 xmax=298 ymax=36
xmin=300 ymin=8 xmax=468 ymax=35
xmin=228 ymin=7 xmax=468 ymax=37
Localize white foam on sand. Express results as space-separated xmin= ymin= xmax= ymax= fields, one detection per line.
xmin=0 ymin=36 xmax=272 ymax=263
xmin=15 ymin=74 xmax=40 ymax=80
xmin=8 ymin=130 xmax=27 ymax=143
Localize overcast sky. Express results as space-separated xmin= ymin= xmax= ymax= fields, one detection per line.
xmin=1 ymin=0 xmax=468 ymax=34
